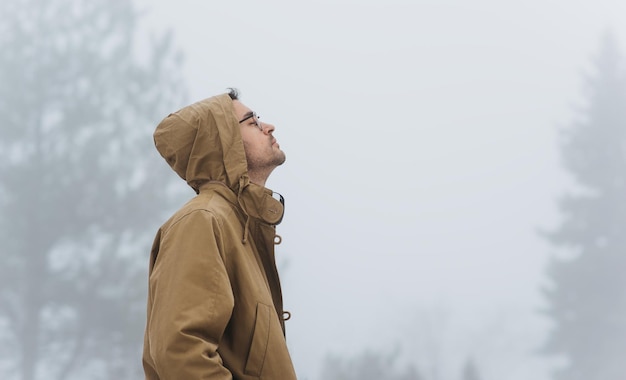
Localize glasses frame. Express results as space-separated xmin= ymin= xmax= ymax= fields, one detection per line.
xmin=238 ymin=112 xmax=263 ymax=131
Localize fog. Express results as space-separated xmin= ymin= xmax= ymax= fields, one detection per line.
xmin=2 ymin=0 xmax=625 ymax=379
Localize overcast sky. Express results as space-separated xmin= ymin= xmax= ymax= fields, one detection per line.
xmin=133 ymin=1 xmax=626 ymax=379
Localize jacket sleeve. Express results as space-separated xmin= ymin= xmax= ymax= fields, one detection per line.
xmin=146 ymin=209 xmax=235 ymax=379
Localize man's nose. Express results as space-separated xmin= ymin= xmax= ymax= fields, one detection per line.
xmin=263 ymin=122 xmax=275 ymax=134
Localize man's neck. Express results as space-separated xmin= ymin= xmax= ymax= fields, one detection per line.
xmin=247 ymin=172 xmax=268 ymax=187
xmin=248 ymin=168 xmax=275 ymax=188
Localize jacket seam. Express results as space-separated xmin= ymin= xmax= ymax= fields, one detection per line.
xmin=161 ymin=208 xmax=224 ymax=240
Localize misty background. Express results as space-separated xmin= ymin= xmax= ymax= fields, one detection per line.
xmin=1 ymin=0 xmax=625 ymax=379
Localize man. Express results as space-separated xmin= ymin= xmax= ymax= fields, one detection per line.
xmin=142 ymin=89 xmax=297 ymax=379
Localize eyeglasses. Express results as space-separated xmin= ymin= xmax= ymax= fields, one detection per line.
xmin=238 ymin=112 xmax=263 ymax=131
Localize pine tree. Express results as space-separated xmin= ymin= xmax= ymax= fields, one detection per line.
xmin=542 ymin=32 xmax=626 ymax=380
xmin=0 ymin=0 xmax=185 ymax=379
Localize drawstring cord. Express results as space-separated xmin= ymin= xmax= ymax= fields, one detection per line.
xmin=237 ymin=176 xmax=251 ymax=244
xmin=236 ymin=179 xmax=285 ymax=244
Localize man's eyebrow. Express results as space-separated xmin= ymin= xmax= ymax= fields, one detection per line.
xmin=239 ymin=111 xmax=254 ymax=123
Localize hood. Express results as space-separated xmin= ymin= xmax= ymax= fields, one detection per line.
xmin=154 ymin=93 xmax=247 ymax=193
xmin=153 ymin=93 xmax=284 ymax=230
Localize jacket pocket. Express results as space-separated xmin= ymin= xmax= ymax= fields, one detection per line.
xmin=244 ymin=303 xmax=271 ymax=377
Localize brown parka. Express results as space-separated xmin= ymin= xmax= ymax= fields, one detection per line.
xmin=142 ymin=94 xmax=297 ymax=379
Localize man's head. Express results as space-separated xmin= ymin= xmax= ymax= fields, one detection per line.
xmin=228 ymin=88 xmax=286 ymax=186
xmin=154 ymin=89 xmax=285 ymax=192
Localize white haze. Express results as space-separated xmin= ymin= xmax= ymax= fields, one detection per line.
xmin=133 ymin=1 xmax=626 ymax=379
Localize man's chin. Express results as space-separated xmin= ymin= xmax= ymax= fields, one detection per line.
xmin=276 ymin=151 xmax=286 ymax=166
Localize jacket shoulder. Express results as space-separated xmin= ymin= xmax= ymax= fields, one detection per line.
xmin=160 ymin=192 xmax=239 ymax=235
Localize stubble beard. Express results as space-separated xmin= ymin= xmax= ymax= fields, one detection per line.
xmin=244 ymin=143 xmax=286 ymax=177
xmin=275 ymin=149 xmax=286 ymax=166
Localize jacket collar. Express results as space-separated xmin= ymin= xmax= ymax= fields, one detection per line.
xmin=239 ymin=181 xmax=284 ymax=225
xmin=199 ymin=180 xmax=284 ymax=226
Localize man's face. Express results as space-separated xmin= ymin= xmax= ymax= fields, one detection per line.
xmin=232 ymin=100 xmax=286 ymax=175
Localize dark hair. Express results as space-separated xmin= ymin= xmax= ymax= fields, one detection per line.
xmin=227 ymin=87 xmax=239 ymax=100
